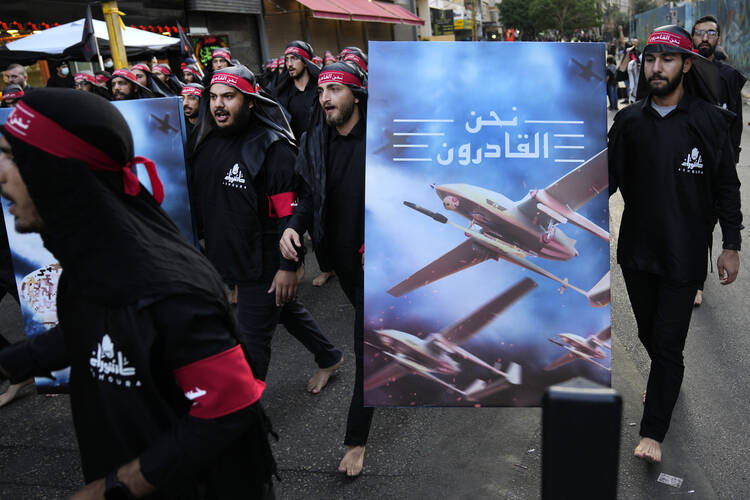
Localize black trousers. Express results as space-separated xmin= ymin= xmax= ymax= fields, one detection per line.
xmin=336 ymin=267 xmax=374 ymax=447
xmin=236 ymin=281 xmax=342 ymax=381
xmin=622 ymin=268 xmax=698 ymax=442
xmin=0 ymin=274 xmax=18 ymax=350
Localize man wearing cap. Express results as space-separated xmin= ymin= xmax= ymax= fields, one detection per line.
xmin=189 ymin=65 xmax=343 ymax=391
xmin=183 ymin=64 xmax=202 ymax=84
xmin=0 ymin=88 xmax=277 ymax=497
xmin=274 ymin=41 xmax=321 ymax=142
xmin=46 ymin=61 xmax=74 ymax=88
xmin=1 ymin=85 xmax=24 ymax=108
xmin=280 ymin=62 xmax=372 ymax=476
xmin=608 ymin=25 xmax=742 ymax=463
xmin=181 ymin=83 xmax=204 ymax=137
xmin=109 ymin=69 xmax=155 ymax=101
xmin=691 ymin=15 xmax=747 ymax=307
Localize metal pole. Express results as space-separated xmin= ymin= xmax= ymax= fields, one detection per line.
xmin=472 ymin=0 xmax=478 ymax=41
xmin=102 ymin=1 xmax=128 ymax=69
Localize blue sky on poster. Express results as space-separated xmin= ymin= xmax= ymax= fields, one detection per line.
xmin=363 ymin=42 xmax=611 ymax=403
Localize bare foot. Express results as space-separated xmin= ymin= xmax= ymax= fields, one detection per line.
xmin=694 ymin=290 xmax=702 ymax=307
xmin=338 ymin=445 xmax=365 ymax=476
xmin=307 ymin=356 xmax=344 ymax=394
xmin=0 ymin=378 xmax=34 ymax=408
xmin=634 ymin=437 xmax=661 ymax=463
xmin=312 ymin=271 xmax=334 ymax=287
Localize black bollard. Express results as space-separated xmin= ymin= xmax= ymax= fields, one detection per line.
xmin=542 ymin=377 xmax=622 ymax=500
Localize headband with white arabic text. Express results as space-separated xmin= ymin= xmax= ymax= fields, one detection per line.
xmin=2 ymin=89 xmax=24 ymax=100
xmin=211 ymin=49 xmax=231 ymax=61
xmin=285 ymin=45 xmax=311 ymax=61
xmin=183 ymin=66 xmax=201 ymax=79
xmin=646 ymin=31 xmax=696 ymax=52
xmin=181 ymin=86 xmax=202 ymax=98
xmin=210 ymin=72 xmax=260 ymax=94
xmin=112 ymin=69 xmax=138 ymax=84
xmin=130 ymin=63 xmax=150 ymax=73
xmin=318 ymin=70 xmax=363 ymax=88
xmin=4 ymin=101 xmax=164 ymax=204
xmin=74 ymin=73 xmax=100 ymax=86
xmin=153 ymin=65 xmax=171 ymax=76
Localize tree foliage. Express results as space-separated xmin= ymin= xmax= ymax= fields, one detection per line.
xmin=499 ymin=0 xmax=601 ymax=39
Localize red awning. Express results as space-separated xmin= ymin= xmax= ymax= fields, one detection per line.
xmin=296 ymin=0 xmax=350 ymax=21
xmin=372 ymin=1 xmax=425 ymax=26
xmin=334 ymin=0 xmax=400 ymax=23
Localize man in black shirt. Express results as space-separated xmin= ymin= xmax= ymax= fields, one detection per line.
xmin=181 ymin=83 xmax=203 ymax=138
xmin=691 ymin=15 xmax=747 ymax=306
xmin=190 ymin=65 xmax=343 ymax=389
xmin=274 ymin=41 xmax=320 ymax=142
xmin=0 ymin=88 xmax=276 ymax=498
xmin=609 ymin=25 xmax=742 ymax=463
xmin=280 ymin=62 xmax=371 ymax=476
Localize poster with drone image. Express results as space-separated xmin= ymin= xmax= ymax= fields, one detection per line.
xmin=364 ymin=41 xmax=610 ymax=407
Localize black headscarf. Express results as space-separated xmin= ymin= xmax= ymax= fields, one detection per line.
xmin=1 ymin=88 xmax=227 ymax=307
xmin=153 ymin=63 xmax=185 ymax=96
xmin=130 ymin=63 xmax=170 ymax=97
xmin=190 ymin=65 xmax=295 ymax=152
xmin=108 ymin=69 xmax=155 ymax=100
xmin=273 ymin=41 xmax=321 ymax=99
xmin=636 ymin=25 xmax=721 ymax=103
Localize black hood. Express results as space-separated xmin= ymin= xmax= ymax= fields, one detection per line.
xmin=190 ymin=65 xmax=295 ymax=152
xmin=1 ymin=88 xmax=227 ymax=306
xmin=636 ymin=24 xmax=721 ymax=103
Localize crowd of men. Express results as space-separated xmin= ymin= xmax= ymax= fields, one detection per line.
xmin=0 ymin=12 xmax=746 ymax=497
xmin=0 ymin=40 xmax=372 ymax=498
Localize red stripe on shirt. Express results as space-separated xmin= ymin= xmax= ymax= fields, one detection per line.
xmin=268 ymin=192 xmax=295 ymax=218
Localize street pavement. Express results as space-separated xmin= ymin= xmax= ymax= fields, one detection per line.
xmin=1 ymin=98 xmax=749 ymax=499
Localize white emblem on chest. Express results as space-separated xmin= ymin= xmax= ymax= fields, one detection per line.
xmin=679 ymin=147 xmax=704 ymax=174
xmin=223 ymin=163 xmax=247 ymax=189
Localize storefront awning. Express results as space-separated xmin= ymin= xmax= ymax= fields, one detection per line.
xmin=372 ymin=2 xmax=425 ymax=26
xmin=296 ymin=0 xmax=425 ymax=25
xmin=296 ymin=0 xmax=350 ymax=21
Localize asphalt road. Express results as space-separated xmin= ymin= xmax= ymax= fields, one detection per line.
xmin=1 ymin=98 xmax=748 ymax=499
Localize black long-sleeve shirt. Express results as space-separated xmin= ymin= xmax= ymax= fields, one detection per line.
xmin=0 ymin=284 xmax=271 ymax=497
xmin=191 ymin=125 xmax=298 ymax=284
xmin=716 ymin=60 xmax=746 ymax=163
xmin=609 ymin=92 xmax=742 ymax=283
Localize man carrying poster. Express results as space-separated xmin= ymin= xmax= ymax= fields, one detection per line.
xmin=0 ymin=89 xmax=277 ymax=497
xmin=280 ymin=62 xmax=371 ymax=476
xmin=608 ymin=25 xmax=742 ymax=463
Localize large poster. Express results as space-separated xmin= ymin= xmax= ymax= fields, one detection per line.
xmin=364 ymin=42 xmax=610 ymax=407
xmin=0 ymin=96 xmax=194 ymax=392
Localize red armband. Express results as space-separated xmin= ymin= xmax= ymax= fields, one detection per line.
xmin=173 ymin=345 xmax=265 ymax=419
xmin=267 ymin=192 xmax=295 ymax=218
xmin=359 ymin=244 xmax=364 ymax=254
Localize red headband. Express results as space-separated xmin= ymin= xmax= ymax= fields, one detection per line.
xmin=647 ymin=31 xmax=693 ymax=51
xmin=268 ymin=60 xmax=278 ymax=69
xmin=4 ymin=102 xmax=164 ymax=204
xmin=211 ymin=49 xmax=231 ymax=61
xmin=2 ymin=90 xmax=24 ymax=100
xmin=183 ymin=66 xmax=201 ymax=78
xmin=95 ymin=74 xmax=110 ymax=84
xmin=74 ymin=73 xmax=99 ymax=86
xmin=181 ymin=86 xmax=202 ymax=97
xmin=112 ymin=69 xmax=137 ymax=83
xmin=318 ymin=70 xmax=362 ymax=87
xmin=153 ymin=65 xmax=171 ymax=76
xmin=343 ymin=54 xmax=367 ymax=71
xmin=210 ymin=72 xmax=259 ymax=94
xmin=285 ymin=46 xmax=311 ymax=61
xmin=130 ymin=63 xmax=150 ymax=73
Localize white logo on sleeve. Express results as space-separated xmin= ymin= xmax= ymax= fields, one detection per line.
xmin=679 ymin=147 xmax=704 ymax=174
xmin=89 ymin=334 xmax=142 ymax=387
xmin=185 ymin=387 xmax=207 ymax=405
xmin=223 ymin=163 xmax=247 ymax=189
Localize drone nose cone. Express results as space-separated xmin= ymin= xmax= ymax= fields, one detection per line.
xmin=430 ymin=183 xmax=436 ymax=190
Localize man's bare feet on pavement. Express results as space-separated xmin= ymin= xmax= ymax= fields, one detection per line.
xmin=307 ymin=356 xmax=344 ymax=394
xmin=338 ymin=445 xmax=365 ymax=476
xmin=312 ymin=271 xmax=334 ymax=287
xmin=0 ymin=378 xmax=34 ymax=408
xmin=694 ymin=290 xmax=703 ymax=307
xmin=634 ymin=437 xmax=661 ymax=463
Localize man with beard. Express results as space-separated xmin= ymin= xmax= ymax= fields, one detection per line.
xmin=0 ymin=88 xmax=276 ymax=497
xmin=181 ymin=83 xmax=203 ymax=137
xmin=274 ymin=41 xmax=320 ymax=142
xmin=5 ymin=64 xmax=32 ymax=91
xmin=108 ymin=69 xmax=154 ymax=101
xmin=183 ymin=64 xmax=202 ymax=84
xmin=691 ymin=15 xmax=747 ymax=307
xmin=131 ymin=63 xmax=170 ymax=98
xmin=280 ymin=62 xmax=371 ymax=476
xmin=608 ymin=25 xmax=742 ymax=463
xmin=74 ymin=72 xmax=111 ymax=100
xmin=190 ymin=65 xmax=343 ymax=392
